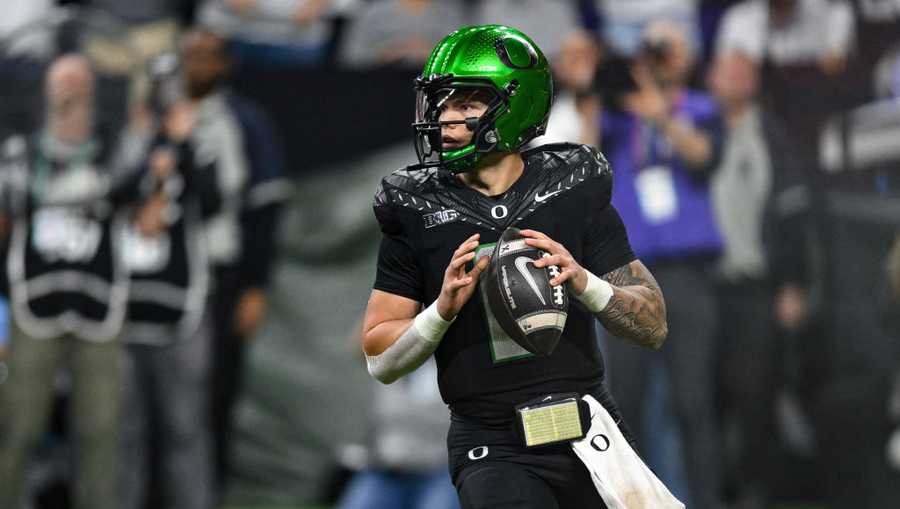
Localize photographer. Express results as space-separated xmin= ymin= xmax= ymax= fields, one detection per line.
xmin=0 ymin=53 xmax=151 ymax=509
xmin=119 ymin=52 xmax=223 ymax=509
xmin=599 ymin=19 xmax=724 ymax=509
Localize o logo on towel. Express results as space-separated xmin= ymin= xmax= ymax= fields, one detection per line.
xmin=590 ymin=434 xmax=610 ymax=452
xmin=468 ymin=446 xmax=489 ymax=460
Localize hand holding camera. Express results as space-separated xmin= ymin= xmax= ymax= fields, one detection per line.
xmin=623 ymin=62 xmax=671 ymax=125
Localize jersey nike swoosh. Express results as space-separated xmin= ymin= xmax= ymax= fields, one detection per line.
xmin=534 ymin=189 xmax=562 ymax=203
xmin=515 ymin=256 xmax=546 ymax=306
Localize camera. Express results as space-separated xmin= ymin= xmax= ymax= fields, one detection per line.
xmin=146 ymin=52 xmax=183 ymax=118
xmin=641 ymin=39 xmax=671 ymax=66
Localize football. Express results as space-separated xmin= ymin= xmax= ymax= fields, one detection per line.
xmin=484 ymin=227 xmax=568 ymax=357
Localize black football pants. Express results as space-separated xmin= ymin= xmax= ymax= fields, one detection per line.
xmin=448 ymin=386 xmax=629 ymax=509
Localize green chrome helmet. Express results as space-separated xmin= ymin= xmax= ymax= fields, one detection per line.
xmin=413 ymin=25 xmax=553 ymax=174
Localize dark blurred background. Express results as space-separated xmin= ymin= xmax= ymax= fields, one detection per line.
xmin=0 ymin=1 xmax=899 ymax=509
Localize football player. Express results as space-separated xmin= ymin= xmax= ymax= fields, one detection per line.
xmin=363 ymin=25 xmax=669 ymax=508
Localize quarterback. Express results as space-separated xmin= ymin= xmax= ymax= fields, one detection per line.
xmin=363 ymin=25 xmax=671 ymax=508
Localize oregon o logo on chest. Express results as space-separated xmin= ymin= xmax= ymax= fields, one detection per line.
xmin=491 ymin=205 xmax=508 ymax=219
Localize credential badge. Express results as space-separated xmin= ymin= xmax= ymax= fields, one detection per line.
xmin=423 ymin=209 xmax=460 ymax=229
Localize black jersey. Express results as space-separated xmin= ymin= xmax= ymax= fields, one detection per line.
xmin=372 ymin=143 xmax=636 ymax=424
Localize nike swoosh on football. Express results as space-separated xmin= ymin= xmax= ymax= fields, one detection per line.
xmin=534 ymin=189 xmax=562 ymax=203
xmin=514 ymin=256 xmax=546 ymax=306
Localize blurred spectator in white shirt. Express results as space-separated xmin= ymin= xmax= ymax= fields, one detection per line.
xmin=715 ymin=0 xmax=855 ymax=76
xmin=340 ymin=0 xmax=465 ymax=69
xmin=532 ymin=29 xmax=602 ymax=147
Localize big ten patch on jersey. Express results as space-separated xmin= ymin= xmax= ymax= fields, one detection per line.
xmin=423 ymin=208 xmax=460 ymax=229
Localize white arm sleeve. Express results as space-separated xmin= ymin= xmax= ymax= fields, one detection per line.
xmin=366 ymin=301 xmax=454 ymax=384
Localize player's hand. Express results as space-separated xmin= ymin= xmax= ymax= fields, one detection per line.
xmin=521 ymin=229 xmax=588 ymax=295
xmin=436 ymin=233 xmax=490 ymax=321
xmin=624 ymin=63 xmax=669 ymax=125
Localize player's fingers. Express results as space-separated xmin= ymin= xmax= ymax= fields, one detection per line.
xmin=447 ymin=277 xmax=473 ymax=291
xmin=533 ymin=254 xmax=565 ymax=268
xmin=453 ymin=239 xmax=480 ymax=257
xmin=448 ymin=251 xmax=476 ymax=271
xmin=528 ymin=238 xmax=571 ymax=258
xmin=456 ymin=233 xmax=480 ymax=250
xmin=523 ymin=237 xmax=557 ymax=253
xmin=550 ymin=268 xmax=575 ymax=287
xmin=519 ymin=229 xmax=550 ymax=240
xmin=466 ymin=254 xmax=490 ymax=279
xmin=450 ymin=242 xmax=478 ymax=260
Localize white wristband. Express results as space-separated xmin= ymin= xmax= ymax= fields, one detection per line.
xmin=412 ymin=300 xmax=455 ymax=344
xmin=576 ymin=270 xmax=614 ymax=313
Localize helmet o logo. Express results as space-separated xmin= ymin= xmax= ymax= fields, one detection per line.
xmin=491 ymin=205 xmax=508 ymax=219
xmin=494 ymin=35 xmax=538 ymax=70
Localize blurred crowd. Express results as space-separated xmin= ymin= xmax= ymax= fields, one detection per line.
xmin=0 ymin=1 xmax=899 ymax=509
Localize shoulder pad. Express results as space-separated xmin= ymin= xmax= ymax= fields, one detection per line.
xmin=374 ymin=165 xmax=442 ymax=208
xmin=523 ymin=143 xmax=613 ymax=205
xmin=373 ymin=165 xmax=444 ymax=234
xmin=523 ymin=142 xmax=609 ymax=173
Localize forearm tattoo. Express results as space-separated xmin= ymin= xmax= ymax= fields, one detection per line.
xmin=598 ymin=261 xmax=668 ymax=349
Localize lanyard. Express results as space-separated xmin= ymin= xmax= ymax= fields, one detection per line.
xmin=31 ymin=135 xmax=95 ymax=204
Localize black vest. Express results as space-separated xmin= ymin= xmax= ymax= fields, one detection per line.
xmin=123 ymin=169 xmax=209 ymax=344
xmin=1 ymin=135 xmax=128 ymax=342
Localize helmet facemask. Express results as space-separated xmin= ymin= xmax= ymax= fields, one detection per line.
xmin=413 ymin=74 xmax=509 ymax=174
